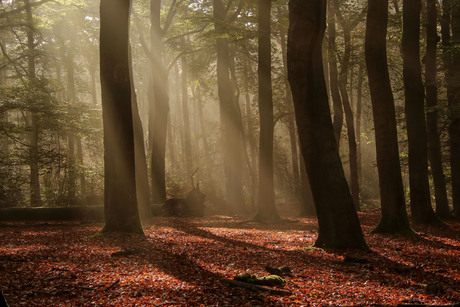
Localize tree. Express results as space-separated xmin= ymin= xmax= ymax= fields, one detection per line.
xmin=254 ymin=0 xmax=280 ymax=222
xmin=441 ymin=0 xmax=460 ymax=218
xmin=24 ymin=0 xmax=42 ymax=207
xmin=365 ymin=0 xmax=413 ymax=233
xmin=99 ymin=0 xmax=143 ymax=234
xmin=327 ymin=0 xmax=343 ymax=145
xmin=287 ymin=0 xmax=367 ymax=249
xmin=148 ymin=0 xmax=172 ymax=204
xmin=425 ymin=0 xmax=452 ymax=219
xmin=402 ymin=0 xmax=439 ymax=224
xmin=213 ymin=0 xmax=246 ymax=215
xmin=334 ymin=1 xmax=366 ymax=211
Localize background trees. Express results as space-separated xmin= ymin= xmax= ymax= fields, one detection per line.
xmin=0 ymin=0 xmax=458 ymax=233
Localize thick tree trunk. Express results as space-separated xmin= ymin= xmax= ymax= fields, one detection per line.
xmin=327 ymin=0 xmax=343 ymax=145
xmin=298 ymin=152 xmax=315 ymax=217
xmin=100 ymin=0 xmax=143 ymax=234
xmin=288 ymin=0 xmax=367 ymax=249
xmin=213 ymin=0 xmax=245 ymax=215
xmin=254 ymin=0 xmax=280 ymax=222
xmin=365 ymin=0 xmax=413 ymax=234
xmin=149 ymin=0 xmax=170 ymax=204
xmin=402 ymin=0 xmax=440 ymax=224
xmin=425 ymin=0 xmax=452 ymax=219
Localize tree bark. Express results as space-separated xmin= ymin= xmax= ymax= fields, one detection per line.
xmin=356 ymin=63 xmax=364 ymax=185
xmin=149 ymin=0 xmax=170 ymax=204
xmin=180 ymin=42 xmax=193 ymax=180
xmin=288 ymin=0 xmax=367 ymax=249
xmin=254 ymin=0 xmax=280 ymax=222
xmin=327 ymin=0 xmax=343 ymax=145
xmin=365 ymin=0 xmax=413 ymax=233
xmin=425 ymin=0 xmax=452 ymax=219
xmin=100 ymin=0 xmax=143 ymax=234
xmin=213 ymin=0 xmax=245 ymax=215
xmin=402 ymin=0 xmax=440 ymax=224
xmin=25 ymin=0 xmax=41 ymax=207
xmin=442 ymin=0 xmax=460 ymax=218
xmin=338 ymin=28 xmax=360 ymax=211
xmin=298 ymin=152 xmax=315 ymax=217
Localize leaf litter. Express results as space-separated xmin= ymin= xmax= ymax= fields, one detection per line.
xmin=0 ymin=211 xmax=458 ymax=306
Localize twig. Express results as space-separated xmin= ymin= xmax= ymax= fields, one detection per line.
xmin=103 ymin=279 xmax=120 ymax=292
xmin=221 ymin=279 xmax=292 ymax=296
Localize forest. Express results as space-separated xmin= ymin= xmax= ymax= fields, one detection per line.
xmin=0 ymin=0 xmax=459 ymax=305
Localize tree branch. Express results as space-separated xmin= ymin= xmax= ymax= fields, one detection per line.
xmin=133 ymin=13 xmax=152 ymax=60
xmin=0 ymin=0 xmax=55 ymax=19
xmin=225 ymin=0 xmax=244 ymax=23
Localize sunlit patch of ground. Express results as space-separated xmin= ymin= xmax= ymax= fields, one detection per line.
xmin=0 ymin=211 xmax=459 ymax=306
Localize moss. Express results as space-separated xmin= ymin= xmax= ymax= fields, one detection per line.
xmin=234 ymin=273 xmax=286 ymax=287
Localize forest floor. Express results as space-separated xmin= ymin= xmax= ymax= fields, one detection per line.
xmin=0 ymin=203 xmax=459 ymax=306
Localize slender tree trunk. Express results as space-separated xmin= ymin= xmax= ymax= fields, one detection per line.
xmin=356 ymin=63 xmax=364 ymax=185
xmin=402 ymin=0 xmax=439 ymax=224
xmin=65 ymin=49 xmax=77 ymax=205
xmin=243 ymin=58 xmax=257 ymax=211
xmin=100 ymin=0 xmax=143 ymax=234
xmin=149 ymin=0 xmax=170 ymax=204
xmin=213 ymin=0 xmax=245 ymax=215
xmin=180 ymin=45 xmax=193 ymax=180
xmin=76 ymin=136 xmax=86 ymax=196
xmin=425 ymin=0 xmax=452 ymax=219
xmin=338 ymin=29 xmax=360 ymax=211
xmin=443 ymin=0 xmax=460 ymax=217
xmin=327 ymin=0 xmax=343 ymax=145
xmin=278 ymin=16 xmax=300 ymax=198
xmin=365 ymin=0 xmax=413 ymax=234
xmin=25 ymin=0 xmax=41 ymax=207
xmin=288 ymin=0 xmax=367 ymax=249
xmin=254 ymin=0 xmax=280 ymax=222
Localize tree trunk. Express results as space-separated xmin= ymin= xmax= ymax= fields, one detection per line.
xmin=298 ymin=152 xmax=315 ymax=217
xmin=100 ymin=0 xmax=143 ymax=234
xmin=243 ymin=58 xmax=257 ymax=211
xmin=365 ymin=0 xmax=413 ymax=234
xmin=213 ymin=0 xmax=245 ymax=215
xmin=278 ymin=14 xmax=300 ymax=199
xmin=287 ymin=0 xmax=367 ymax=249
xmin=402 ymin=0 xmax=440 ymax=224
xmin=180 ymin=44 xmax=193 ymax=179
xmin=356 ymin=63 xmax=364 ymax=185
xmin=25 ymin=0 xmax=41 ymax=207
xmin=254 ymin=0 xmax=280 ymax=222
xmin=65 ymin=49 xmax=77 ymax=205
xmin=149 ymin=0 xmax=170 ymax=204
xmin=338 ymin=29 xmax=360 ymax=211
xmin=327 ymin=0 xmax=343 ymax=145
xmin=442 ymin=0 xmax=460 ymax=218
xmin=425 ymin=0 xmax=452 ymax=219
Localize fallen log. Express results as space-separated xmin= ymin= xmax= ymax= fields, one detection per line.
xmin=221 ymin=278 xmax=292 ymax=296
